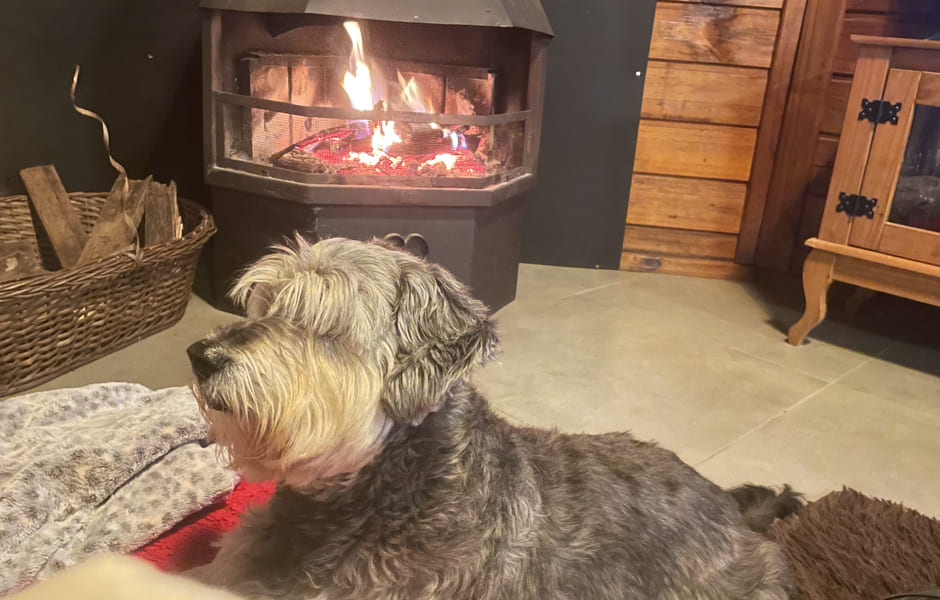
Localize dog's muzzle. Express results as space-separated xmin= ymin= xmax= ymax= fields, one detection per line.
xmin=187 ymin=339 xmax=230 ymax=380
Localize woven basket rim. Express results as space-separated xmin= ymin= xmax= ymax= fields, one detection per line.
xmin=0 ymin=193 xmax=215 ymax=296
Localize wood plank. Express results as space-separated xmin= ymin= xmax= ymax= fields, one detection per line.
xmin=0 ymin=241 xmax=45 ymax=283
xmin=808 ymin=237 xmax=940 ymax=276
xmin=835 ymin=17 xmax=940 ymax=75
xmin=649 ymin=3 xmax=781 ymax=68
xmin=821 ymin=76 xmax=852 ymax=135
xmin=641 ymin=61 xmax=768 ymax=127
xmin=917 ymin=72 xmax=940 ymax=106
xmin=622 ymin=225 xmax=738 ymax=259
xmin=19 ymin=165 xmax=88 ymax=269
xmin=814 ymin=134 xmax=840 ymax=167
xmin=671 ymin=0 xmax=783 ymax=9
xmin=626 ymin=174 xmax=747 ymax=234
xmin=734 ymin=0 xmax=809 ymax=264
xmin=144 ymin=180 xmax=181 ymax=246
xmin=620 ymin=251 xmax=753 ymax=280
xmin=752 ymin=0 xmax=848 ymax=271
xmin=817 ymin=46 xmax=892 ymax=245
xmin=832 ymin=254 xmax=940 ymax=307
xmin=77 ymin=176 xmax=152 ymax=265
xmin=634 ymin=120 xmax=757 ymax=181
xmin=878 ymin=223 xmax=940 ymax=265
xmin=849 ymin=69 xmax=921 ymax=249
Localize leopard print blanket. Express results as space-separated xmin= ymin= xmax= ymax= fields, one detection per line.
xmin=0 ymin=383 xmax=238 ymax=595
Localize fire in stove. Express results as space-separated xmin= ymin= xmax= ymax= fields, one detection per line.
xmin=231 ymin=20 xmax=516 ymax=184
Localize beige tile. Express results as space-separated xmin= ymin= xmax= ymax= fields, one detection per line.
xmin=695 ymin=382 xmax=940 ymax=518
xmin=478 ymin=292 xmax=829 ymax=464
xmin=839 ymin=341 xmax=940 ymax=412
xmin=505 ymin=263 xmax=632 ymax=312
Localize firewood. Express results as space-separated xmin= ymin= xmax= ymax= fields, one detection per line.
xmin=19 ymin=165 xmax=88 ymax=269
xmin=144 ymin=180 xmax=181 ymax=246
xmin=77 ymin=175 xmax=152 ymax=265
xmin=0 ymin=240 xmax=46 ymax=283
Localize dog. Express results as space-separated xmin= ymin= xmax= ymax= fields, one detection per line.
xmin=186 ymin=236 xmax=802 ymax=600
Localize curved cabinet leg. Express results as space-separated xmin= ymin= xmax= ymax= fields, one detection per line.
xmin=787 ymin=250 xmax=836 ymax=346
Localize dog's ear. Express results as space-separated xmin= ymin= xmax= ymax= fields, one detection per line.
xmin=383 ymin=261 xmax=499 ymax=424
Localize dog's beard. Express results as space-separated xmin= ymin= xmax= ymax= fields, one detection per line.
xmin=191 ymin=333 xmax=394 ymax=488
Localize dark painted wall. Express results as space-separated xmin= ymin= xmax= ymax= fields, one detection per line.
xmin=0 ymin=0 xmax=654 ymax=271
xmin=0 ymin=0 xmax=207 ymax=205
xmin=520 ymin=0 xmax=656 ymax=269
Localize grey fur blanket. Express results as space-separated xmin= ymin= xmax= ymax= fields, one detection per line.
xmin=0 ymin=383 xmax=238 ymax=595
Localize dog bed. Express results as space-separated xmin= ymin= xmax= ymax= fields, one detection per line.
xmin=767 ymin=488 xmax=940 ymax=600
xmin=0 ymin=384 xmax=238 ymax=595
xmin=133 ymin=485 xmax=940 ymax=599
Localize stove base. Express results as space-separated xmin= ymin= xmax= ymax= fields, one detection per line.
xmin=209 ymin=188 xmax=524 ymax=314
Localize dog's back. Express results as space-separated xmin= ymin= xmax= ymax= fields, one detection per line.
xmin=508 ymin=425 xmax=796 ymax=599
xmin=197 ymin=385 xmax=797 ymax=600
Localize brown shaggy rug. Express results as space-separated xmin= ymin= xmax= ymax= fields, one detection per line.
xmin=768 ymin=488 xmax=940 ymax=600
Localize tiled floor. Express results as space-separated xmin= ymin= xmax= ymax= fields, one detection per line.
xmin=27 ymin=265 xmax=940 ymax=517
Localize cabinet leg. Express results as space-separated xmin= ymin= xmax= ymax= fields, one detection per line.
xmin=787 ymin=250 xmax=835 ymax=346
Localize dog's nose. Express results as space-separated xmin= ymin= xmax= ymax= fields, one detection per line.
xmin=186 ymin=340 xmax=229 ymax=379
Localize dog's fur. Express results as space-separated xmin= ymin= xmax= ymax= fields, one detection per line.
xmin=187 ymin=236 xmax=801 ymax=600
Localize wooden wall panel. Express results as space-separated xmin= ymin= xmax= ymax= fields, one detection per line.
xmin=814 ymin=134 xmax=839 ymax=167
xmin=649 ymin=3 xmax=781 ymax=68
xmin=623 ymin=0 xmax=803 ymax=279
xmin=620 ymin=252 xmax=753 ymax=279
xmin=626 ymin=174 xmax=747 ymax=234
xmin=634 ymin=120 xmax=757 ymax=181
xmin=821 ymin=76 xmax=852 ymax=135
xmin=642 ymin=61 xmax=768 ymax=126
xmin=623 ymin=225 xmax=738 ymax=259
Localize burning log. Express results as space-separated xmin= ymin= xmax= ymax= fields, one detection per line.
xmin=275 ymin=150 xmax=340 ymax=174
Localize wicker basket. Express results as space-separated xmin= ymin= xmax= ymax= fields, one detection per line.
xmin=0 ymin=192 xmax=215 ymax=397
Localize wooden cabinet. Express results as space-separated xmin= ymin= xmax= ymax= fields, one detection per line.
xmin=788 ymin=36 xmax=940 ymax=345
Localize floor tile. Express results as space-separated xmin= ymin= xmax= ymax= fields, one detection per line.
xmin=695 ymin=381 xmax=940 ymax=518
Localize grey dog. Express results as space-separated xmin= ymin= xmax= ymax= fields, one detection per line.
xmin=186 ymin=236 xmax=801 ymax=600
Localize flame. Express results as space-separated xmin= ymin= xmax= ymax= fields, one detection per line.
xmin=397 ymin=71 xmax=435 ymax=114
xmin=372 ymin=120 xmax=401 ymax=153
xmin=342 ymin=22 xmax=374 ymax=111
xmin=333 ymin=21 xmax=472 ymax=171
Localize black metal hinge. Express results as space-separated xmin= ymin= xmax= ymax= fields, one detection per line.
xmin=836 ymin=193 xmax=877 ymax=219
xmin=858 ymin=99 xmax=902 ymax=125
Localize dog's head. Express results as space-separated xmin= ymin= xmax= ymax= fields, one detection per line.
xmin=187 ymin=236 xmax=498 ymax=486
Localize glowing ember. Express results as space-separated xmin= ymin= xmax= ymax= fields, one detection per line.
xmin=421 ymin=153 xmax=458 ymax=170
xmin=274 ymin=20 xmax=489 ymax=178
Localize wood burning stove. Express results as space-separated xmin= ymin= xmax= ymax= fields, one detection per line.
xmin=200 ymin=0 xmax=552 ymax=312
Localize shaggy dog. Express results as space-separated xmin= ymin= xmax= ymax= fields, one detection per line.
xmin=186 ymin=236 xmax=801 ymax=600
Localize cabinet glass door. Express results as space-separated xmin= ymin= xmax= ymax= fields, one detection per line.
xmin=849 ymin=69 xmax=940 ymax=266
xmin=890 ymin=104 xmax=940 ymax=234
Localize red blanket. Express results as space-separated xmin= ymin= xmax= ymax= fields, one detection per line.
xmin=134 ymin=480 xmax=276 ymax=572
